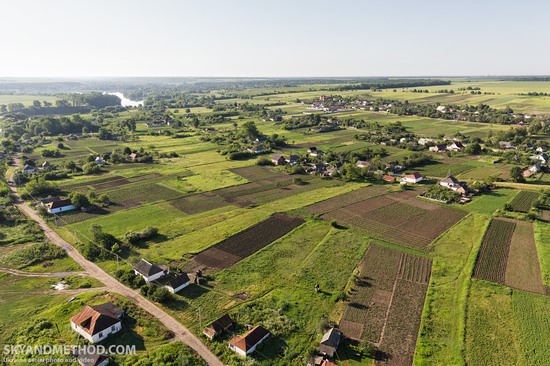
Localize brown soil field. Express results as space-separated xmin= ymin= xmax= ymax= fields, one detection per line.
xmin=504 ymin=220 xmax=545 ymax=294
xmin=305 ymin=185 xmax=388 ymax=215
xmin=311 ymin=187 xmax=466 ymax=249
xmin=92 ymin=178 xmax=130 ymax=190
xmin=375 ymin=279 xmax=429 ymax=366
xmin=191 ymin=213 xmax=304 ymax=270
xmin=340 ymin=244 xmax=432 ymax=365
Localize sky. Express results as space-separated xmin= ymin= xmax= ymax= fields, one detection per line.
xmin=1 ymin=0 xmax=549 ymax=77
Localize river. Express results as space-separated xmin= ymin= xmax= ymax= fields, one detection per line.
xmin=107 ymin=92 xmax=144 ymax=107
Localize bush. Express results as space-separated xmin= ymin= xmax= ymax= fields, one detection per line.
xmin=289 ymin=165 xmax=306 ymax=175
xmin=256 ymin=157 xmax=273 ymax=166
xmin=125 ymin=226 xmax=159 ymax=244
xmin=3 ymin=242 xmax=66 ymax=268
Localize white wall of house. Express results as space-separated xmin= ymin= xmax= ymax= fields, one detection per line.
xmin=71 ymin=321 xmax=122 ymax=344
xmin=403 ymin=177 xmax=422 ymax=183
xmin=134 ymin=270 xmax=166 ymax=283
xmin=165 ymin=282 xmax=189 ymax=294
xmin=229 ymin=333 xmax=269 ymax=357
xmin=49 ymin=205 xmax=77 ymax=214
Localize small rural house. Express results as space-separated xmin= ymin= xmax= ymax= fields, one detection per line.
xmin=22 ymin=164 xmax=36 ymax=174
xmin=319 ymin=328 xmax=341 ymax=358
xmin=247 ymin=146 xmax=267 ymax=154
xmin=440 ymin=175 xmax=467 ymax=194
xmin=356 ymin=160 xmax=373 ymax=169
xmin=440 ymin=175 xmax=460 ymax=188
xmin=42 ymin=161 xmax=53 ymax=169
xmin=134 ymin=259 xmax=168 ymax=282
xmin=402 ymin=172 xmax=423 ymax=184
xmin=429 ymin=144 xmax=447 ymax=153
xmin=165 ymin=273 xmax=190 ymax=294
xmin=70 ymin=303 xmax=124 ymax=344
xmin=129 ymin=153 xmax=138 ymax=161
xmin=228 ymin=325 xmax=270 ymax=357
xmin=271 ymin=154 xmax=287 ymax=165
xmin=531 ymin=153 xmax=548 ymax=164
xmin=47 ymin=198 xmax=77 ymax=214
xmin=436 ymin=106 xmax=447 ymax=113
xmin=94 ymin=156 xmax=105 ymax=165
xmin=536 ymin=146 xmax=548 ymax=153
xmin=523 ymin=163 xmax=541 ymax=178
xmin=77 ymin=351 xmax=109 ymax=366
xmin=288 ymin=155 xmax=299 ymax=165
xmin=448 ymin=141 xmax=464 ymax=151
xmin=308 ymin=147 xmax=320 ymax=156
xmin=499 ymin=141 xmax=514 ymax=150
xmin=382 ymin=174 xmax=396 ymax=183
xmin=203 ymin=314 xmax=235 ymax=340
xmin=418 ymin=137 xmax=435 ymax=145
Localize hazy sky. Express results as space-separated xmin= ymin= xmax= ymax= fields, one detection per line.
xmin=1 ymin=0 xmax=548 ymax=77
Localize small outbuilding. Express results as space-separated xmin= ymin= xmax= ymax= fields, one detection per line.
xmin=203 ymin=314 xmax=235 ymax=340
xmin=271 ymin=154 xmax=287 ymax=165
xmin=165 ymin=273 xmax=190 ymax=294
xmin=319 ymin=328 xmax=341 ymax=358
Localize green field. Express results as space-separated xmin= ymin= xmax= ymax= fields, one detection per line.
xmin=2 ymin=78 xmax=550 ymax=365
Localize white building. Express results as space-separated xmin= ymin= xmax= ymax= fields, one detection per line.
xmin=401 ymin=172 xmax=423 ymax=184
xmin=70 ymin=303 xmax=123 ymax=344
xmin=134 ymin=259 xmax=168 ymax=282
xmin=228 ymin=326 xmax=270 ymax=357
xmin=47 ymin=199 xmax=77 ymax=214
xmin=165 ymin=273 xmax=190 ymax=294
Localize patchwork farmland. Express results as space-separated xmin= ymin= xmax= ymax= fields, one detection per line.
xmin=189 ymin=213 xmax=305 ymax=270
xmin=339 ymin=244 xmax=432 ymax=365
xmin=474 ymin=217 xmax=547 ymax=295
xmin=307 ymin=187 xmax=467 ymax=249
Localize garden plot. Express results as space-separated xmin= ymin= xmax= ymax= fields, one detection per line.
xmin=190 ymin=213 xmax=304 ymax=270
xmin=339 ymin=244 xmax=432 ymax=366
xmin=316 ymin=189 xmax=466 ymax=249
xmin=474 ymin=217 xmax=546 ymax=294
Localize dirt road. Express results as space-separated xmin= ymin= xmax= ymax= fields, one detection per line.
xmin=7 ymin=157 xmax=223 ymax=366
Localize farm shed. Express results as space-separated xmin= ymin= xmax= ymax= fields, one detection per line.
xmin=203 ymin=314 xmax=235 ymax=340
xmin=319 ymin=327 xmax=341 ymax=358
xmin=271 ymin=154 xmax=287 ymax=165
xmin=165 ymin=273 xmax=190 ymax=293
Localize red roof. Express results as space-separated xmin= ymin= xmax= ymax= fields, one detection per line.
xmin=229 ymin=326 xmax=269 ymax=352
xmin=405 ymin=172 xmax=423 ymax=179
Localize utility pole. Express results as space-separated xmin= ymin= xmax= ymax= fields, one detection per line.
xmin=197 ymin=307 xmax=202 ymax=330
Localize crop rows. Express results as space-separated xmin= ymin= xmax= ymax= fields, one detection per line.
xmin=473 ymin=218 xmax=515 ymax=283
xmin=510 ymin=190 xmax=539 ymax=212
xmin=192 ymin=213 xmax=304 ymax=269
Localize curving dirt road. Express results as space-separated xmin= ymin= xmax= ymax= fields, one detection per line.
xmin=0 ymin=267 xmax=86 ymax=277
xmin=7 ymin=157 xmax=223 ymax=366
